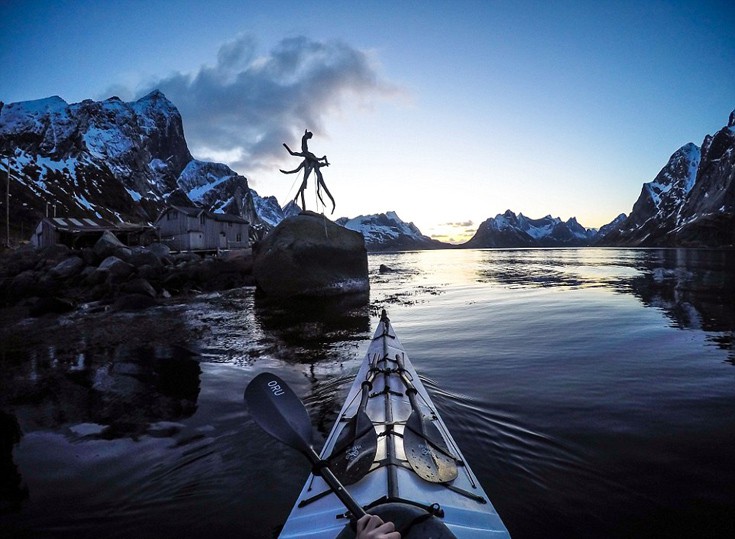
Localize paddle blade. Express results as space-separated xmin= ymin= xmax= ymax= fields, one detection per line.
xmin=404 ymin=412 xmax=458 ymax=483
xmin=244 ymin=372 xmax=313 ymax=454
xmin=328 ymin=410 xmax=378 ymax=485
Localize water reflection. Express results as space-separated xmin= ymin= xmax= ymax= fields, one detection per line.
xmin=253 ymin=292 xmax=371 ymax=363
xmin=1 ymin=345 xmax=201 ymax=439
xmin=0 ymin=410 xmax=27 ymax=514
xmin=474 ymin=248 xmax=735 ymax=361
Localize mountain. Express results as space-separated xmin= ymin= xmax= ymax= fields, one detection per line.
xmin=463 ymin=210 xmax=597 ymax=248
xmin=598 ymin=110 xmax=735 ymax=247
xmin=595 ymin=213 xmax=627 ymax=238
xmin=0 ymin=91 xmax=274 ymax=237
xmin=336 ymin=211 xmax=447 ymax=252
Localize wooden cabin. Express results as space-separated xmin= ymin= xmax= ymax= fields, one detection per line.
xmin=155 ymin=206 xmax=250 ymax=252
xmin=32 ymin=217 xmax=155 ymax=249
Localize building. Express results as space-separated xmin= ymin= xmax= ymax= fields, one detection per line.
xmin=155 ymin=206 xmax=250 ymax=252
xmin=32 ymin=217 xmax=155 ymax=249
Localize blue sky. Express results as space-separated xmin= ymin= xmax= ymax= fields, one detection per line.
xmin=1 ymin=0 xmax=733 ymax=241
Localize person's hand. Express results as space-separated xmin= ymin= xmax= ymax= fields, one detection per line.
xmin=356 ymin=514 xmax=401 ymax=539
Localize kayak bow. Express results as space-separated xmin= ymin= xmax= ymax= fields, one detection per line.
xmin=277 ymin=309 xmax=511 ymax=538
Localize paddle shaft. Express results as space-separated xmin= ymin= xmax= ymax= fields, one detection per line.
xmin=357 ymin=354 xmax=379 ymax=411
xmin=305 ymin=444 xmax=367 ymax=519
xmin=394 ymin=354 xmax=423 ymax=413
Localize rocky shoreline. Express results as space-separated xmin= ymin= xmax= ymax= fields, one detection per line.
xmin=0 ymin=232 xmax=254 ymax=319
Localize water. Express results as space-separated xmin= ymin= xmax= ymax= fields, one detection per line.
xmin=2 ymin=248 xmax=734 ymax=538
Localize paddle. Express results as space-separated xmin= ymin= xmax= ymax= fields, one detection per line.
xmin=395 ymin=354 xmax=458 ymax=483
xmin=328 ymin=354 xmax=380 ymax=485
xmin=244 ymin=372 xmax=367 ymax=520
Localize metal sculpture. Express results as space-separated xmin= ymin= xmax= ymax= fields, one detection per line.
xmin=280 ymin=130 xmax=335 ymax=214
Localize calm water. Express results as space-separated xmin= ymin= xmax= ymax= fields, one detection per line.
xmin=2 ymin=248 xmax=735 ymax=538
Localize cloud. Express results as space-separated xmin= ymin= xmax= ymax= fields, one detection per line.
xmin=131 ymin=35 xmax=398 ymax=175
xmin=442 ymin=220 xmax=474 ymax=227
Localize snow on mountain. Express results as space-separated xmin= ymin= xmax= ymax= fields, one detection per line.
xmin=336 ymin=211 xmax=446 ymax=251
xmin=0 ymin=91 xmax=280 ymax=235
xmin=248 ymin=189 xmax=291 ymax=227
xmin=464 ymin=210 xmax=596 ymax=248
xmin=598 ymin=107 xmax=734 ymax=247
xmin=595 ymin=213 xmax=627 ymax=239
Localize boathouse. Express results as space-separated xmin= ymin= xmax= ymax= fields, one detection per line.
xmin=155 ymin=206 xmax=250 ymax=251
xmin=32 ymin=217 xmax=155 ymax=249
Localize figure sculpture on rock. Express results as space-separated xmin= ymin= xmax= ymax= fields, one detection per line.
xmin=280 ymin=129 xmax=336 ymax=214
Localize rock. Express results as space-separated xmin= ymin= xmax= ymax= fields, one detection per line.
xmin=9 ymin=270 xmax=40 ymax=300
xmin=28 ymin=296 xmax=76 ymax=317
xmin=94 ymin=231 xmax=126 ymax=259
xmin=113 ymin=246 xmax=133 ymax=262
xmin=173 ymin=252 xmax=201 ymax=264
xmin=80 ymin=248 xmax=98 ymax=266
xmin=379 ymin=264 xmax=395 ymax=274
xmin=120 ymin=278 xmax=157 ymax=298
xmin=148 ymin=243 xmax=171 ymax=260
xmin=2 ymin=246 xmax=42 ymax=275
xmin=38 ymin=244 xmax=71 ymax=262
xmin=98 ymin=256 xmax=134 ymax=279
xmin=128 ymin=249 xmax=162 ymax=268
xmin=49 ymin=256 xmax=85 ymax=280
xmin=253 ymin=211 xmax=369 ymax=297
xmin=136 ymin=264 xmax=162 ymax=282
xmin=111 ymin=293 xmax=158 ymax=311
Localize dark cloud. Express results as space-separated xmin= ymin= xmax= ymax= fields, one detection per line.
xmin=134 ymin=35 xmax=397 ymax=174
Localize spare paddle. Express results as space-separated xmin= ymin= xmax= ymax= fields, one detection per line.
xmin=395 ymin=354 xmax=458 ymax=483
xmin=328 ymin=354 xmax=380 ymax=484
xmin=244 ymin=372 xmax=367 ymax=520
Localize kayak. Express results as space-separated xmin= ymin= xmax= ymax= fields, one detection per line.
xmin=277 ymin=310 xmax=511 ymax=538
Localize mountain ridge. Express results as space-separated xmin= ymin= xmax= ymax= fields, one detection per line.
xmin=596 ymin=108 xmax=734 ymax=248
xmin=1 ymin=92 xmax=733 ymax=249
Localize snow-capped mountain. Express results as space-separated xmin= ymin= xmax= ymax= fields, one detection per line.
xmin=598 ymin=109 xmax=734 ymax=247
xmin=595 ymin=213 xmax=627 ymax=239
xmin=463 ymin=210 xmax=597 ymax=248
xmin=336 ymin=211 xmax=446 ymax=251
xmin=0 ymin=91 xmax=265 ymax=234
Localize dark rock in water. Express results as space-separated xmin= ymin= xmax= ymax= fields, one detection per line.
xmin=112 ymin=293 xmax=159 ymax=311
xmin=253 ymin=211 xmax=369 ymax=298
xmin=120 ymin=278 xmax=157 ymax=298
xmin=379 ymin=264 xmax=395 ymax=274
xmin=28 ymin=296 xmax=76 ymax=317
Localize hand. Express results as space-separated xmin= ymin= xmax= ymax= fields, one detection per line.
xmin=356 ymin=514 xmax=401 ymax=539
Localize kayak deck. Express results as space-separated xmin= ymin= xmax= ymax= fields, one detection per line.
xmin=278 ymin=311 xmax=510 ymax=538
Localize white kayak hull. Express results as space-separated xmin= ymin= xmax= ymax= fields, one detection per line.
xmin=279 ymin=311 xmax=511 ymax=538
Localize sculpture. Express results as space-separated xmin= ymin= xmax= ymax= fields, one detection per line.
xmin=280 ymin=129 xmax=336 ymax=214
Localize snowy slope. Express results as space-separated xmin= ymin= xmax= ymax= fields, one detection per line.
xmin=337 ymin=211 xmax=446 ymax=251
xmin=464 ymin=210 xmax=597 ymax=248
xmin=0 ymin=91 xmax=271 ymax=232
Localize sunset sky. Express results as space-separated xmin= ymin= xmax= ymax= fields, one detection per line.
xmin=1 ymin=0 xmax=733 ymax=242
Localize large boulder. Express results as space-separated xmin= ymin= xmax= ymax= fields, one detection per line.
xmin=253 ymin=211 xmax=369 ymax=298
xmin=94 ymin=231 xmax=126 ymax=259
xmin=49 ymin=256 xmax=85 ymax=280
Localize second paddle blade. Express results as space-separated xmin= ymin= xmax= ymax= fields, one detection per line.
xmin=328 ymin=410 xmax=378 ymax=485
xmin=403 ymin=412 xmax=458 ymax=483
